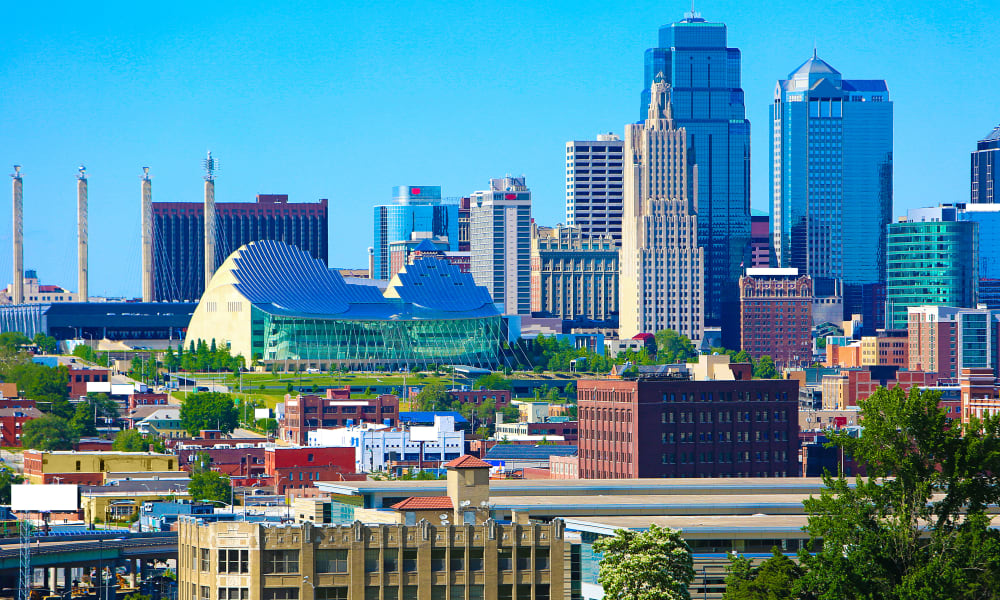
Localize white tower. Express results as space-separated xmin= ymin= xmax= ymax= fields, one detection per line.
xmin=141 ymin=167 xmax=154 ymax=302
xmin=203 ymin=151 xmax=217 ymax=292
xmin=77 ymin=166 xmax=88 ymax=302
xmin=11 ymin=166 xmax=23 ymax=305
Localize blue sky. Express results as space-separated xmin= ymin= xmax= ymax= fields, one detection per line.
xmin=1 ymin=0 xmax=998 ymax=297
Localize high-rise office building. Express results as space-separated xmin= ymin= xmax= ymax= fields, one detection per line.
xmin=971 ymin=125 xmax=1000 ymax=204
xmin=620 ymin=76 xmax=704 ymax=341
xmin=750 ymin=212 xmax=772 ymax=268
xmin=771 ymin=52 xmax=893 ymax=319
xmin=372 ymin=186 xmax=459 ymax=280
xmin=151 ymin=194 xmax=328 ymax=302
xmin=886 ymin=207 xmax=978 ymax=329
xmin=565 ymin=134 xmax=624 ymax=243
xmin=530 ymin=223 xmax=618 ymax=324
xmin=470 ymin=177 xmax=532 ymax=315
xmin=740 ymin=268 xmax=813 ymax=368
xmin=640 ymin=12 xmax=750 ymax=344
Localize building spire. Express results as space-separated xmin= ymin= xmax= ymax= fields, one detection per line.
xmin=647 ymin=73 xmax=675 ymax=129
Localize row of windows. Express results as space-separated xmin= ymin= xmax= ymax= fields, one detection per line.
xmin=662 ymin=430 xmax=790 ymax=443
xmin=661 ymin=450 xmax=790 ymax=464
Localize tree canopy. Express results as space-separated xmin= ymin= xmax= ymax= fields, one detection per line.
xmin=0 ymin=466 xmax=24 ymax=504
xmin=32 ymin=333 xmax=57 ymax=354
xmin=166 ymin=340 xmax=245 ymax=373
xmin=188 ymin=455 xmax=232 ymax=505
xmin=752 ymin=355 xmax=777 ymax=379
xmin=21 ymin=415 xmax=76 ymax=450
xmin=593 ymin=524 xmax=695 ymax=600
xmin=112 ymin=429 xmax=165 ymax=453
xmin=654 ymin=329 xmax=697 ymax=364
xmin=723 ymin=548 xmax=807 ymax=600
xmin=180 ymin=392 xmax=239 ymax=435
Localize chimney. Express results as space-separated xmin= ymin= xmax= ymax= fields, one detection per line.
xmin=141 ymin=167 xmax=153 ymax=302
xmin=11 ymin=166 xmax=23 ymax=305
xmin=368 ymin=247 xmax=374 ymax=279
xmin=77 ymin=166 xmax=88 ymax=302
xmin=203 ymin=151 xmax=217 ymax=291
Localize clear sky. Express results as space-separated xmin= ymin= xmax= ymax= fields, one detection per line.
xmin=1 ymin=0 xmax=997 ymax=297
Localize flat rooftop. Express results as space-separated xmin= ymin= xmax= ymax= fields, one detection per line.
xmin=564 ymin=514 xmax=813 ymax=536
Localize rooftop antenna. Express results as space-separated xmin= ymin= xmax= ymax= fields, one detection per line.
xmin=813 ymin=40 xmax=818 ymax=59
xmin=202 ymin=150 xmax=219 ymax=181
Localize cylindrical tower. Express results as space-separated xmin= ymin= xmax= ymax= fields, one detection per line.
xmin=77 ymin=166 xmax=88 ymax=302
xmin=203 ymin=151 xmax=217 ymax=292
xmin=11 ymin=166 xmax=23 ymax=305
xmin=141 ymin=167 xmax=154 ymax=302
xmin=368 ymin=247 xmax=375 ymax=279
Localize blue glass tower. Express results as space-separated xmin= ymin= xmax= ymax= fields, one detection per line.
xmin=771 ymin=52 xmax=893 ymax=317
xmin=373 ymin=186 xmax=458 ymax=280
xmin=972 ymin=125 xmax=1000 ymax=204
xmin=640 ymin=12 xmax=751 ymax=345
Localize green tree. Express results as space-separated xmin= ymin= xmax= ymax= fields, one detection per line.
xmin=188 ymin=469 xmax=232 ymax=505
xmin=71 ymin=344 xmax=97 ymax=362
xmin=592 ymin=524 xmax=695 ymax=600
xmin=180 ymin=392 xmax=239 ymax=435
xmin=70 ymin=401 xmax=98 ymax=438
xmin=733 ymin=350 xmax=753 ymax=366
xmin=654 ymin=329 xmax=697 ymax=364
xmin=0 ymin=332 xmax=30 ymax=353
xmin=799 ymin=386 xmax=1000 ymax=599
xmin=473 ymin=373 xmax=512 ymax=391
xmin=724 ymin=548 xmax=807 ymax=600
xmin=415 ymin=383 xmax=450 ymax=412
xmin=21 ymin=415 xmax=76 ymax=450
xmin=87 ymin=393 xmax=119 ymax=419
xmin=753 ymin=355 xmax=777 ymax=379
xmin=32 ymin=333 xmax=57 ymax=354
xmin=255 ymin=418 xmax=278 ymax=436
xmin=112 ymin=429 xmax=165 ymax=453
xmin=0 ymin=466 xmax=24 ymax=504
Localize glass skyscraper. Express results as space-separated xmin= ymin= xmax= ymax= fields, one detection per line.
xmin=372 ymin=186 xmax=458 ymax=280
xmin=771 ymin=52 xmax=893 ymax=318
xmin=971 ymin=124 xmax=1000 ymax=204
xmin=639 ymin=12 xmax=750 ymax=345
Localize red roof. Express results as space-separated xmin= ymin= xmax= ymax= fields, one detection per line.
xmin=390 ymin=496 xmax=454 ymax=511
xmin=444 ymin=455 xmax=492 ymax=469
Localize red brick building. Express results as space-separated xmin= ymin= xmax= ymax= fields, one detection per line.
xmin=447 ymin=389 xmax=511 ymax=409
xmin=577 ymin=375 xmax=799 ymax=479
xmin=549 ymin=455 xmax=579 ymax=479
xmin=0 ymin=399 xmax=41 ymax=446
xmin=128 ymin=392 xmax=169 ymax=410
xmin=265 ymin=446 xmax=356 ymax=494
xmin=280 ymin=390 xmax=399 ymax=445
xmin=740 ymin=268 xmax=813 ymax=368
xmin=66 ymin=364 xmax=110 ymax=398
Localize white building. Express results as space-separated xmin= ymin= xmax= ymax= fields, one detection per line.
xmin=619 ymin=75 xmax=704 ymax=341
xmin=307 ymin=415 xmax=465 ymax=473
xmin=470 ymin=176 xmax=532 ymax=315
xmin=566 ymin=134 xmax=624 ymax=244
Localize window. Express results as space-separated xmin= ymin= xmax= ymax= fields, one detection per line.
xmin=201 ymin=586 xmax=211 ymax=600
xmin=365 ymin=549 xmax=380 ymax=572
xmin=431 ymin=586 xmax=447 ymax=600
xmin=218 ymin=549 xmax=248 ymax=573
xmin=220 ymin=590 xmax=249 ymax=600
xmin=431 ymin=548 xmax=447 ymax=571
xmin=403 ymin=587 xmax=417 ymax=600
xmin=516 ymin=548 xmax=531 ymax=569
xmin=383 ymin=549 xmax=398 ymax=572
xmin=263 ymin=590 xmax=298 ymax=600
xmin=316 ymin=589 xmax=348 ymax=600
xmin=403 ymin=549 xmax=418 ymax=571
xmin=450 ymin=548 xmax=464 ymax=571
xmin=200 ymin=548 xmax=210 ymax=572
xmin=364 ymin=589 xmax=379 ymax=600
xmin=316 ymin=549 xmax=348 ymax=573
xmin=469 ymin=587 xmax=484 ymax=600
xmin=498 ymin=548 xmax=513 ymax=570
xmin=264 ymin=550 xmax=299 ymax=574
xmin=469 ymin=548 xmax=484 ymax=571
xmin=536 ymin=548 xmax=549 ymax=570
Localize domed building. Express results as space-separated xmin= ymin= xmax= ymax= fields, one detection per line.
xmin=185 ymin=240 xmax=504 ymax=369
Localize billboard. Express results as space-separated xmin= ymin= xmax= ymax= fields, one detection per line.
xmin=11 ymin=484 xmax=80 ymax=512
xmin=254 ymin=408 xmax=271 ymax=420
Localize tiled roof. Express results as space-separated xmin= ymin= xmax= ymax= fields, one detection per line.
xmin=443 ymin=455 xmax=492 ymax=469
xmin=390 ymin=496 xmax=454 ymax=511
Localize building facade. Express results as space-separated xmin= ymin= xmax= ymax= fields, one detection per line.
xmin=470 ymin=177 xmax=532 ymax=315
xmin=640 ymin=12 xmax=751 ymax=344
xmin=280 ymin=391 xmax=399 ymax=446
xmin=771 ymin=52 xmax=893 ymax=318
xmin=565 ymin=134 xmax=625 ymax=243
xmin=152 ymin=194 xmax=328 ymax=302
xmin=373 ymin=186 xmax=459 ymax=281
xmin=739 ymin=268 xmax=813 ymax=368
xmin=265 ymin=447 xmax=356 ymax=494
xmin=886 ymin=210 xmax=978 ymax=329
xmin=0 ymin=270 xmax=76 ymax=305
xmin=530 ymin=224 xmax=618 ymax=324
xmin=907 ymin=305 xmax=1000 ymax=381
xmin=619 ymin=76 xmax=704 ymax=340
xmin=306 ymin=416 xmax=465 ymax=473
xmin=577 ymin=373 xmax=799 ymax=478
xmin=972 ymin=124 xmax=1000 ymax=204
xmin=750 ymin=214 xmax=771 ymax=268
xmin=23 ymin=450 xmax=179 ymax=485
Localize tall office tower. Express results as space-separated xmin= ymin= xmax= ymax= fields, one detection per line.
xmin=470 ymin=176 xmax=532 ymax=315
xmin=151 ymin=194 xmax=328 ymax=301
xmin=771 ymin=51 xmax=893 ymax=321
xmin=565 ymin=134 xmax=624 ymax=243
xmin=620 ymin=76 xmax=704 ymax=341
xmin=640 ymin=12 xmax=750 ymax=345
xmin=530 ymin=223 xmax=619 ymax=323
xmin=372 ymin=186 xmax=458 ymax=280
xmin=77 ymin=166 xmax=88 ymax=302
xmin=750 ymin=213 xmax=772 ymax=268
xmin=971 ymin=124 xmax=1000 ymax=204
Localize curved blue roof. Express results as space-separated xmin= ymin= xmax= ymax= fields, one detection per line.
xmin=223 ymin=240 xmax=498 ymax=320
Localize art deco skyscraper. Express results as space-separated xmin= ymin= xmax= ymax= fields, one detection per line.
xmin=620 ymin=76 xmax=704 ymax=340
xmin=640 ymin=12 xmax=749 ymax=345
xmin=971 ymin=125 xmax=1000 ymax=204
xmin=771 ymin=52 xmax=893 ymax=321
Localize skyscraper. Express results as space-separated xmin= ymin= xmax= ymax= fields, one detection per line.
xmin=151 ymin=194 xmax=328 ymax=302
xmin=470 ymin=176 xmax=532 ymax=315
xmin=372 ymin=186 xmax=458 ymax=280
xmin=640 ymin=12 xmax=750 ymax=344
xmin=971 ymin=124 xmax=1000 ymax=204
xmin=565 ymin=134 xmax=624 ymax=243
xmin=771 ymin=52 xmax=893 ymax=319
xmin=620 ymin=76 xmax=704 ymax=341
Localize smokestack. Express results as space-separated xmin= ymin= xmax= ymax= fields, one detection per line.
xmin=141 ymin=167 xmax=153 ymax=302
xmin=368 ymin=247 xmax=374 ymax=279
xmin=11 ymin=166 xmax=23 ymax=305
xmin=77 ymin=166 xmax=88 ymax=302
xmin=203 ymin=151 xmax=217 ymax=292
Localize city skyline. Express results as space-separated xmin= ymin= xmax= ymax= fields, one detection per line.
xmin=1 ymin=0 xmax=998 ymax=297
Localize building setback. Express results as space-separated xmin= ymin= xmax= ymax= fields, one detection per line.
xmin=577 ymin=373 xmax=799 ymax=479
xmin=619 ymin=76 xmax=704 ymax=340
xmin=530 ymin=224 xmax=618 ymax=324
xmin=750 ymin=214 xmax=772 ymax=268
xmin=565 ymin=134 xmax=625 ymax=243
xmin=971 ymin=124 xmax=1000 ymax=204
xmin=740 ymin=268 xmax=813 ymax=368
xmin=470 ymin=177 xmax=532 ymax=315
xmin=152 ymin=194 xmax=328 ymax=302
